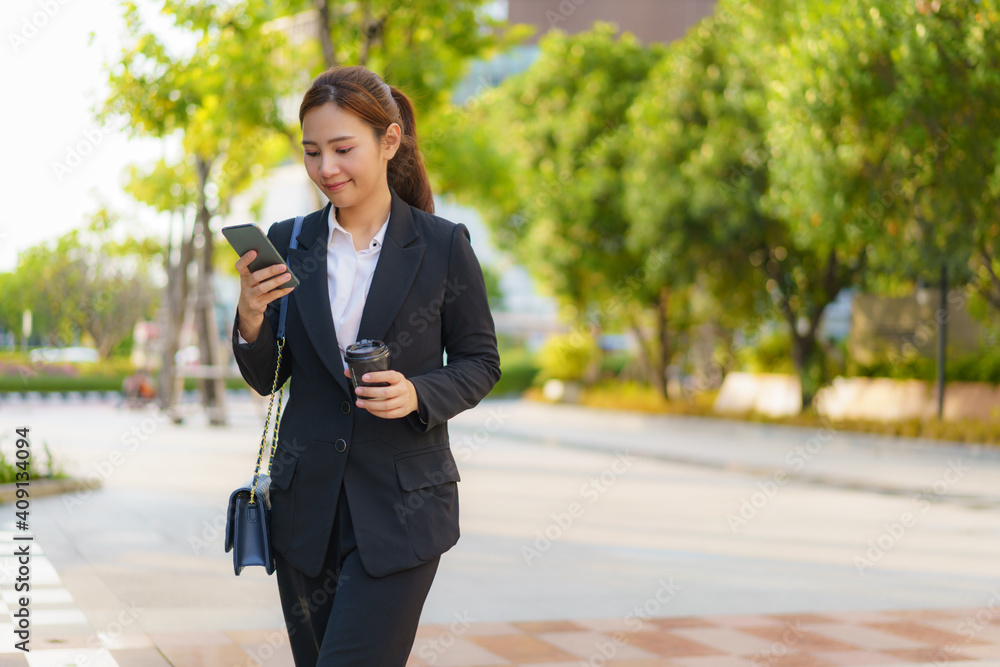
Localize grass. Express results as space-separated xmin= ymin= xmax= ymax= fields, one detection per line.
xmin=0 ymin=438 xmax=68 ymax=484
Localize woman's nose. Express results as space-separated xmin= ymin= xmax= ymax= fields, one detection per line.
xmin=320 ymin=157 xmax=341 ymax=178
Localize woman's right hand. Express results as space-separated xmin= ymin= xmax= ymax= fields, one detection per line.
xmin=235 ymin=250 xmax=295 ymax=344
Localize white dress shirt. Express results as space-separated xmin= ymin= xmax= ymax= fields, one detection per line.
xmin=326 ymin=207 xmax=390 ymax=368
xmin=237 ymin=206 xmax=391 ymax=370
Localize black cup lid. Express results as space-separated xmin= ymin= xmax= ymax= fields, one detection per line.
xmin=345 ymin=339 xmax=387 ymax=358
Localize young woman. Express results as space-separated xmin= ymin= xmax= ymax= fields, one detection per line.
xmin=231 ymin=65 xmax=501 ymax=666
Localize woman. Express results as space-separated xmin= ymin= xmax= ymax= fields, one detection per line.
xmin=231 ymin=65 xmax=501 ymax=666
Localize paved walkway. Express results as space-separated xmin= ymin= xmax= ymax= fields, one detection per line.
xmin=1 ymin=394 xmax=999 ymax=666
xmin=2 ymin=562 xmax=1000 ymax=667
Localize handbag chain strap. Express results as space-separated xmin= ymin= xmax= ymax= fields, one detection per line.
xmin=248 ymin=214 xmax=304 ymax=507
xmin=249 ymin=337 xmax=286 ymax=506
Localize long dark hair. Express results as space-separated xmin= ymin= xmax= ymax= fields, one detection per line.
xmin=299 ymin=65 xmax=434 ymax=214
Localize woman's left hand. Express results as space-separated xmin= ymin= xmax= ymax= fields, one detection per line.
xmin=343 ymin=369 xmax=420 ymax=419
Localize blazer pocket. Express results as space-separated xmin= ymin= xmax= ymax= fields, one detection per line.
xmin=267 ymin=445 xmax=301 ymax=552
xmin=268 ymin=444 xmax=301 ymax=490
xmin=392 ymin=446 xmax=462 ymax=561
xmin=394 ymin=446 xmax=461 ymax=490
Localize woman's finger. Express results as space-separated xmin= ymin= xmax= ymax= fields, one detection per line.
xmin=360 ymin=397 xmax=406 ymax=416
xmin=360 ymin=370 xmax=400 ymax=385
xmin=255 ymin=271 xmax=294 ymax=296
xmin=251 ymin=262 xmax=289 ymax=286
xmin=235 ymin=249 xmax=257 ymax=274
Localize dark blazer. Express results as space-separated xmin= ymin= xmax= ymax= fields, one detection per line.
xmin=231 ymin=184 xmax=501 ymax=579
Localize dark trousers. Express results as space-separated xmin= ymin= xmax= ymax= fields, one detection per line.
xmin=275 ymin=481 xmax=440 ymax=666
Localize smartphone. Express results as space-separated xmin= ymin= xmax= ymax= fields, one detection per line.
xmin=222 ymin=223 xmax=300 ymax=289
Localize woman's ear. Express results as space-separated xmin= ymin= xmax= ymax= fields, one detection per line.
xmin=383 ymin=122 xmax=402 ymax=159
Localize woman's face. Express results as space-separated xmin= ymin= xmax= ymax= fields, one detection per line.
xmin=301 ymin=102 xmax=400 ymax=207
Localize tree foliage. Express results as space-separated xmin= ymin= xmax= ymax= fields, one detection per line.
xmin=453 ymin=0 xmax=1000 ymax=407
xmin=0 ymin=211 xmax=161 ymax=358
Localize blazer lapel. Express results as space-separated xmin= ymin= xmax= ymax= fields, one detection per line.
xmin=356 ymin=185 xmax=426 ymax=344
xmin=285 ymin=202 xmax=353 ymax=398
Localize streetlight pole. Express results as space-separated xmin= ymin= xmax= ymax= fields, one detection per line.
xmin=936 ymin=262 xmax=947 ymax=420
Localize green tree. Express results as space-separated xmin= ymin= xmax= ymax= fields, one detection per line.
xmin=102 ymin=0 xmax=530 ymax=422
xmin=623 ymin=7 xmax=777 ymax=397
xmin=876 ymin=2 xmax=1000 ymax=320
xmin=101 ymin=0 xmax=293 ymax=421
xmin=277 ymin=0 xmax=534 ymax=200
xmin=0 ymin=212 xmax=161 ymax=358
xmin=452 ymin=23 xmax=667 ymax=388
xmin=757 ymin=0 xmax=1000 ymax=403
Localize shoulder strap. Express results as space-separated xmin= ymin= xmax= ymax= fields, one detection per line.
xmin=276 ymin=215 xmax=304 ymax=340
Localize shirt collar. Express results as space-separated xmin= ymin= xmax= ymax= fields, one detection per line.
xmin=327 ymin=206 xmax=391 ymax=250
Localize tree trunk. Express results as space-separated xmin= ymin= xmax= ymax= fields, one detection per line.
xmin=628 ymin=313 xmax=658 ymax=388
xmin=193 ymin=157 xmax=228 ymax=426
xmin=979 ymin=249 xmax=1000 ymax=312
xmin=315 ymin=0 xmax=336 ymax=68
xmin=789 ymin=327 xmax=824 ymax=410
xmin=655 ymin=286 xmax=671 ymax=400
xmin=582 ymin=320 xmax=602 ymax=385
xmin=359 ymin=1 xmax=372 ymax=67
xmin=158 ymin=213 xmax=195 ymax=414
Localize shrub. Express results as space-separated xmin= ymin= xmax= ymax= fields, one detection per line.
xmin=849 ymin=346 xmax=1000 ymax=385
xmin=490 ymin=345 xmax=539 ymax=396
xmin=536 ymin=332 xmax=599 ymax=383
xmin=736 ymin=328 xmax=796 ymax=374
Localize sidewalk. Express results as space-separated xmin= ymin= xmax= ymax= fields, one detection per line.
xmin=2 ymin=561 xmax=1000 ymax=667
xmin=1 ymin=395 xmax=999 ymax=666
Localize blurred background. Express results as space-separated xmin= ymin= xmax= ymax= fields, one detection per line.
xmin=1 ymin=0 xmax=999 ymax=436
xmin=4 ymin=2 xmax=1000 ymax=665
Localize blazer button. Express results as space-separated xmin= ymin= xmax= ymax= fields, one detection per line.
xmin=335 ymin=438 xmax=347 ymax=453
xmin=341 ymin=400 xmax=351 ymax=414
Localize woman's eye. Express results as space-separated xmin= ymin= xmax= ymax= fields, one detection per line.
xmin=305 ymin=151 xmax=319 ymax=157
xmin=337 ymin=148 xmax=353 ymax=155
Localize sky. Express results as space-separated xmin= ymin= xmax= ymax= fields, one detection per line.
xmin=0 ymin=0 xmax=552 ymax=319
xmin=1 ymin=0 xmax=167 ymax=273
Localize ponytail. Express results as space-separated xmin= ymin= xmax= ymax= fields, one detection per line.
xmin=298 ymin=66 xmax=435 ymax=214
xmin=387 ymin=85 xmax=435 ymax=214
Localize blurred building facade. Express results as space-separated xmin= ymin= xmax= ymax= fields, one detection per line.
xmin=507 ymin=0 xmax=716 ymax=45
xmin=849 ymin=289 xmax=987 ymax=364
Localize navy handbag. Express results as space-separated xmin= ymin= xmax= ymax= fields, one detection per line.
xmin=225 ymin=214 xmax=303 ymax=576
